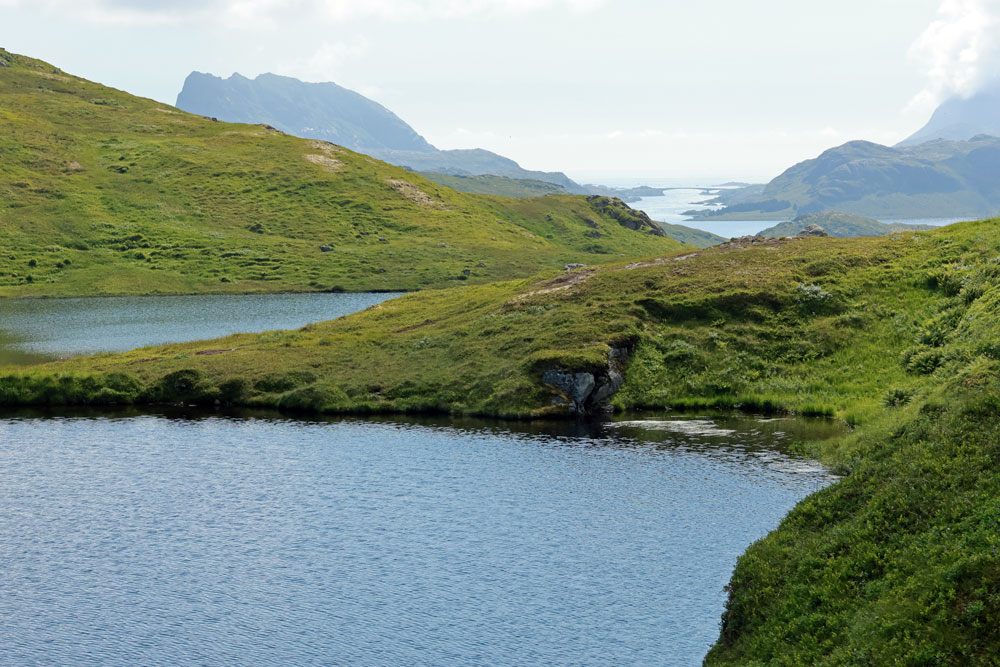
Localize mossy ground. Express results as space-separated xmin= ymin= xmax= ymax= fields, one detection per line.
xmin=0 ymin=49 xmax=682 ymax=297
xmin=7 ymin=220 xmax=1000 ymax=662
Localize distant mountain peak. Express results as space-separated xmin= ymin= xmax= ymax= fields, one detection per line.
xmin=176 ymin=70 xmax=437 ymax=154
xmin=174 ymin=70 xmax=586 ymax=194
xmin=899 ymin=80 xmax=1000 ymax=146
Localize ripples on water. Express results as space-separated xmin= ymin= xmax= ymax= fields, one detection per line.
xmin=0 ymin=292 xmax=402 ymax=365
xmin=0 ymin=410 xmax=836 ymax=665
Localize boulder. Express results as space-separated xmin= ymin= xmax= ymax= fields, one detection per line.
xmin=564 ymin=263 xmax=586 ymax=271
xmin=796 ymin=223 xmax=828 ymax=237
xmin=542 ymin=345 xmax=633 ymax=417
xmin=319 ymin=245 xmax=332 ymax=252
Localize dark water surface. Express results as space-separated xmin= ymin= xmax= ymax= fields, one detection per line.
xmin=0 ymin=292 xmax=402 ymax=365
xmin=0 ymin=409 xmax=837 ymax=665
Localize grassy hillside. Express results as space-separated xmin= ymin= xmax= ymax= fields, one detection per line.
xmin=655 ymin=221 xmax=726 ymax=247
xmin=0 ymin=49 xmax=681 ymax=297
xmin=8 ymin=219 xmax=1000 ymax=661
xmin=688 ymin=136 xmax=1000 ymax=221
xmin=416 ymin=171 xmax=568 ymax=197
xmin=0 ymin=224 xmax=948 ymax=419
xmin=760 ymin=211 xmax=935 ymax=238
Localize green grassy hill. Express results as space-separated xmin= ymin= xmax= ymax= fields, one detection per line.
xmin=688 ymin=136 xmax=1000 ymax=221
xmin=759 ymin=211 xmax=935 ymax=238
xmin=0 ymin=49 xmax=682 ymax=297
xmin=9 ymin=218 xmax=1000 ymax=662
xmin=655 ymin=221 xmax=726 ymax=247
xmin=415 ymin=171 xmax=568 ymax=197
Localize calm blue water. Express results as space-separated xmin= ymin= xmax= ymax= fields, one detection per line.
xmin=0 ymin=292 xmax=401 ymax=364
xmin=630 ymin=188 xmax=969 ymax=239
xmin=0 ymin=411 xmax=836 ymax=665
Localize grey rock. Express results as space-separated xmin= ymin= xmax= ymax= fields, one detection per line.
xmin=0 ymin=59 xmax=9 ymax=68
xmin=796 ymin=223 xmax=828 ymax=237
xmin=541 ymin=370 xmax=596 ymax=414
xmin=541 ymin=345 xmax=634 ymax=417
xmin=587 ymin=230 xmax=602 ymax=238
xmin=462 ymin=269 xmax=471 ymax=276
xmin=590 ymin=369 xmax=623 ymax=404
xmin=319 ymin=245 xmax=332 ymax=252
xmin=564 ymin=263 xmax=586 ymax=271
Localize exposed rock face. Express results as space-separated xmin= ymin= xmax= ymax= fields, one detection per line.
xmin=564 ymin=263 xmax=586 ymax=271
xmin=796 ymin=223 xmax=828 ymax=237
xmin=542 ymin=345 xmax=632 ymax=417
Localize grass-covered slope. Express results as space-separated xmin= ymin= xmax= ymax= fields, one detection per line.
xmin=760 ymin=211 xmax=935 ymax=238
xmin=0 ymin=49 xmax=681 ymax=297
xmin=0 ymin=222 xmax=985 ymax=418
xmin=689 ymin=136 xmax=1000 ymax=221
xmin=416 ymin=171 xmax=568 ymax=197
xmin=655 ymin=221 xmax=727 ymax=247
xmin=8 ymin=219 xmax=1000 ymax=662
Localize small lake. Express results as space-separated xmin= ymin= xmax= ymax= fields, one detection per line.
xmin=0 ymin=409 xmax=837 ymax=665
xmin=630 ymin=188 xmax=970 ymax=238
xmin=0 ymin=292 xmax=402 ymax=365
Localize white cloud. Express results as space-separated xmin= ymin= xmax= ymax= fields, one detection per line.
xmin=909 ymin=0 xmax=1000 ymax=110
xmin=274 ymin=37 xmax=369 ymax=82
xmin=1 ymin=0 xmax=606 ymax=26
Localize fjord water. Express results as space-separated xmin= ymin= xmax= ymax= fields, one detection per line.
xmin=631 ymin=188 xmax=967 ymax=238
xmin=0 ymin=410 xmax=835 ymax=665
xmin=0 ymin=292 xmax=401 ymax=365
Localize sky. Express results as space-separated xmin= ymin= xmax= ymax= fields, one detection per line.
xmin=1 ymin=0 xmax=995 ymax=184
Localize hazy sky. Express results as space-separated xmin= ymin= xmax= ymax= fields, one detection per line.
xmin=1 ymin=0 xmax=994 ymax=183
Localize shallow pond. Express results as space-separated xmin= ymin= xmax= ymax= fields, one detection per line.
xmin=0 ymin=292 xmax=402 ymax=365
xmin=0 ymin=408 xmax=838 ymax=665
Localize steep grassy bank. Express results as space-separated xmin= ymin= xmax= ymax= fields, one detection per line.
xmin=6 ymin=219 xmax=1000 ymax=662
xmin=0 ymin=49 xmax=681 ymax=296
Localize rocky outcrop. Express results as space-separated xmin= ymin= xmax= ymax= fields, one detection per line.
xmin=586 ymin=196 xmax=667 ymax=237
xmin=542 ymin=345 xmax=632 ymax=417
xmin=795 ymin=223 xmax=828 ymax=237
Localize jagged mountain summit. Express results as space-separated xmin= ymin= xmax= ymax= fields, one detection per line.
xmin=176 ymin=71 xmax=585 ymax=193
xmin=177 ymin=72 xmax=435 ymax=154
xmin=899 ymin=80 xmax=1000 ymax=146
